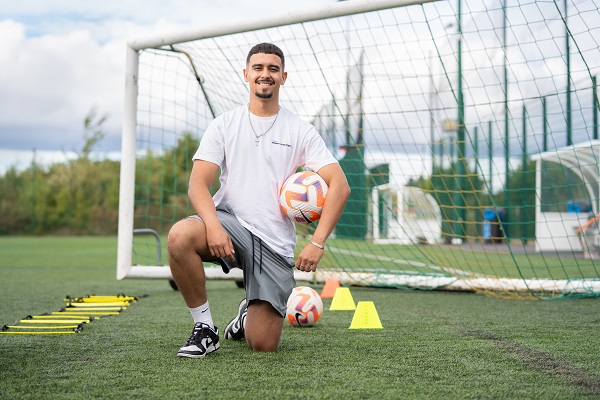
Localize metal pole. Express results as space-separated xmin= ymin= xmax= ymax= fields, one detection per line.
xmin=565 ymin=0 xmax=572 ymax=146
xmin=344 ymin=2 xmax=351 ymax=146
xmin=429 ymin=50 xmax=436 ymax=176
xmin=522 ymin=104 xmax=528 ymax=243
xmin=503 ymin=0 xmax=510 ymax=240
xmin=453 ymin=0 xmax=465 ymax=240
xmin=543 ymin=97 xmax=548 ymax=152
xmin=488 ymin=120 xmax=493 ymax=193
xmin=439 ymin=133 xmax=444 ymax=169
xmin=129 ymin=0 xmax=439 ymax=50
xmin=473 ymin=126 xmax=479 ymax=162
xmin=117 ymin=45 xmax=139 ymax=280
xmin=593 ymin=76 xmax=598 ymax=141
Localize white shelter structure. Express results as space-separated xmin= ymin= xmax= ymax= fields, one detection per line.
xmin=533 ymin=140 xmax=600 ymax=253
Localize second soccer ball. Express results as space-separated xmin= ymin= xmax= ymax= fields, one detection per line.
xmin=286 ymin=286 xmax=323 ymax=327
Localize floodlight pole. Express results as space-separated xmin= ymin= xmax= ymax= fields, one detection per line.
xmin=542 ymin=97 xmax=548 ymax=152
xmin=453 ymin=0 xmax=466 ymax=240
xmin=593 ymin=76 xmax=598 ymax=141
xmin=473 ymin=126 xmax=478 ymax=162
xmin=488 ymin=120 xmax=493 ymax=193
xmin=565 ymin=0 xmax=572 ymax=146
xmin=521 ymin=104 xmax=528 ymax=244
xmin=429 ymin=50 xmax=436 ymax=177
xmin=502 ymin=0 xmax=510 ymax=241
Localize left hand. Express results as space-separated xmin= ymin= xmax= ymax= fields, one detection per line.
xmin=295 ymin=242 xmax=324 ymax=272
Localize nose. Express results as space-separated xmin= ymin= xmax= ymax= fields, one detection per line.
xmin=259 ymin=68 xmax=271 ymax=79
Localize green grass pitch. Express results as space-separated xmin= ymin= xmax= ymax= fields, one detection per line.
xmin=1 ymin=236 xmax=599 ymax=398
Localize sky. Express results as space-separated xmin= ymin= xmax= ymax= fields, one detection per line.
xmin=2 ymin=0 xmax=598 ymax=177
xmin=0 ymin=0 xmax=337 ymax=173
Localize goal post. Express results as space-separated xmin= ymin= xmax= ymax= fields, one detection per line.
xmin=117 ymin=0 xmax=439 ymax=281
xmin=117 ymin=0 xmax=600 ymax=299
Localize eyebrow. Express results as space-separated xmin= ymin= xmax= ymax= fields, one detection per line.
xmin=251 ymin=63 xmax=281 ymax=70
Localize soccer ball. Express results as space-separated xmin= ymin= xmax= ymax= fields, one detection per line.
xmin=279 ymin=171 xmax=328 ymax=224
xmin=286 ymin=286 xmax=324 ymax=327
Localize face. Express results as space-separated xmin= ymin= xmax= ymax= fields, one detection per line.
xmin=244 ymin=52 xmax=287 ymax=100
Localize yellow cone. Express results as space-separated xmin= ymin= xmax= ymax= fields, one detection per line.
xmin=329 ymin=287 xmax=356 ymax=310
xmin=349 ymin=301 xmax=383 ymax=329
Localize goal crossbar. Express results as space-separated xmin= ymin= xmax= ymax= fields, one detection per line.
xmin=128 ymin=0 xmax=438 ymax=51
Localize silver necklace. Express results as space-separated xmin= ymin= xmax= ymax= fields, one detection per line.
xmin=247 ymin=105 xmax=280 ymax=146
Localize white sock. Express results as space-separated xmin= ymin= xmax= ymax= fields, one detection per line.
xmin=189 ymin=301 xmax=214 ymax=328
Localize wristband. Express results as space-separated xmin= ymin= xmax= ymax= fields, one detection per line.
xmin=310 ymin=240 xmax=324 ymax=250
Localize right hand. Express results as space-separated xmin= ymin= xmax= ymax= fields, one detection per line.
xmin=206 ymin=225 xmax=235 ymax=261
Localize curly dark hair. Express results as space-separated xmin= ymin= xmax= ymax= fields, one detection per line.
xmin=246 ymin=43 xmax=285 ymax=71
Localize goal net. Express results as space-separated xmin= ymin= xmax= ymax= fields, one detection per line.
xmin=118 ymin=0 xmax=600 ymax=299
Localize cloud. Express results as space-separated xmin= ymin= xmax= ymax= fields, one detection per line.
xmin=0 ymin=19 xmax=125 ymax=152
xmin=0 ymin=17 xmax=200 ymax=153
xmin=0 ymin=1 xmax=335 ymax=154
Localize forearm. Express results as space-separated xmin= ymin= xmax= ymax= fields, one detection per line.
xmin=312 ymin=195 xmax=347 ymax=245
xmin=295 ymin=165 xmax=349 ymax=272
xmin=189 ymin=186 xmax=220 ymax=227
xmin=187 ymin=160 xmax=235 ymax=260
xmin=188 ymin=160 xmax=221 ymax=228
xmin=311 ymin=167 xmax=351 ymax=246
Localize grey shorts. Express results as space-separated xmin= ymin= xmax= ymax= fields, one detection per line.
xmin=188 ymin=203 xmax=296 ymax=317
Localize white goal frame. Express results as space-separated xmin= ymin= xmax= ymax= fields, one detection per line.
xmin=116 ymin=0 xmax=600 ymax=298
xmin=372 ymin=185 xmax=443 ymax=245
xmin=116 ymin=0 xmax=437 ymax=281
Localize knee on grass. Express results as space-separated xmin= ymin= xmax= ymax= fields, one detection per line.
xmin=246 ymin=335 xmax=280 ymax=352
xmin=244 ymin=300 xmax=284 ymax=352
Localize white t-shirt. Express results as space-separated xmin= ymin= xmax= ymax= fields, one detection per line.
xmin=193 ymin=104 xmax=338 ymax=257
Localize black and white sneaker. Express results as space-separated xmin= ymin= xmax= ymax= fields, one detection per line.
xmin=177 ymin=323 xmax=220 ymax=358
xmin=224 ymin=298 xmax=247 ymax=341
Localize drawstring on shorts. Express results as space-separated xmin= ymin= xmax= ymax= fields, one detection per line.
xmin=250 ymin=232 xmax=264 ymax=274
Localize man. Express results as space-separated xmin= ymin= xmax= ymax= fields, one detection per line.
xmin=168 ymin=43 xmax=350 ymax=357
xmin=576 ymin=212 xmax=600 ymax=260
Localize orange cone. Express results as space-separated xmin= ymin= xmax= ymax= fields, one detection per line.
xmin=320 ymin=277 xmax=340 ymax=299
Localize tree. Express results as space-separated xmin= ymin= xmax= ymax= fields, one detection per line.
xmin=419 ymin=164 xmax=489 ymax=241
xmin=79 ymin=107 xmax=108 ymax=159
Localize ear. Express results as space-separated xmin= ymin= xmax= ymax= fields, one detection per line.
xmin=243 ymin=68 xmax=249 ymax=82
xmin=281 ymin=71 xmax=288 ymax=85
